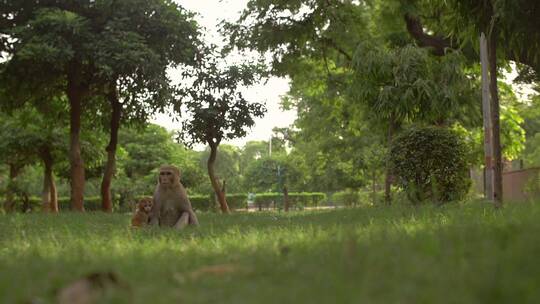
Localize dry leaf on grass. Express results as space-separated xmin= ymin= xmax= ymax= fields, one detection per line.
xmin=57 ymin=272 xmax=127 ymax=304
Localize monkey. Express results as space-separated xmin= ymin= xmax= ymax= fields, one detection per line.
xmin=149 ymin=165 xmax=199 ymax=229
xmin=131 ymin=197 xmax=153 ymax=227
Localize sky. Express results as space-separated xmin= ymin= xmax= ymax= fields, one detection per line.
xmin=151 ymin=0 xmax=296 ymax=149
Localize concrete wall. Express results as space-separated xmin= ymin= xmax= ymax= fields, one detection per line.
xmin=502 ymin=168 xmax=540 ymax=202
xmin=470 ymin=167 xmax=540 ymax=202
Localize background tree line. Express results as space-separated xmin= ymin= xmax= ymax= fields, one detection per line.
xmin=1 ymin=0 xmax=540 ymax=212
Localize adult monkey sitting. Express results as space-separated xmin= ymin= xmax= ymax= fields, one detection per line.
xmin=149 ymin=165 xmax=199 ymax=229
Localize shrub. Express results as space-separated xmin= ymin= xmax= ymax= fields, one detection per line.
xmin=19 ymin=196 xmax=120 ymax=212
xmin=390 ymin=126 xmax=471 ymax=204
xmin=332 ymin=190 xmax=360 ymax=207
xmin=252 ymin=192 xmax=326 ymax=210
xmin=191 ymin=194 xmax=214 ymax=212
xmin=226 ymin=193 xmax=248 ymax=210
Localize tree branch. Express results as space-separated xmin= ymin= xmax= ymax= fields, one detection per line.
xmin=320 ymin=37 xmax=352 ymax=61
xmin=404 ymin=13 xmax=454 ymax=56
xmin=404 ymin=13 xmax=539 ymax=74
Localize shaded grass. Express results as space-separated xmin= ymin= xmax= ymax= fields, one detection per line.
xmin=1 ymin=202 xmax=540 ymax=303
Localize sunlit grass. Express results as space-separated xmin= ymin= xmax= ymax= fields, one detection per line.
xmin=1 ymin=202 xmax=540 ymax=303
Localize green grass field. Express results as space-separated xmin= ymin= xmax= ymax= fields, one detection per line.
xmin=1 ymin=202 xmax=540 ymax=303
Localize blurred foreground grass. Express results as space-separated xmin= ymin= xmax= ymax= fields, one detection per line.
xmin=1 ymin=202 xmax=540 ymax=303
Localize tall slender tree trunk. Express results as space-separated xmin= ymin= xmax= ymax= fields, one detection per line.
xmin=41 ymin=147 xmax=58 ymax=213
xmin=101 ymin=82 xmax=121 ymax=213
xmin=488 ymin=28 xmax=503 ymax=208
xmin=207 ymin=142 xmax=230 ymax=213
xmin=67 ymin=64 xmax=87 ymax=211
xmin=50 ymin=173 xmax=58 ymax=212
xmin=480 ymin=32 xmax=494 ymax=201
xmin=3 ymin=164 xmax=20 ymax=212
xmin=41 ymin=164 xmax=52 ymax=213
xmin=384 ymin=118 xmax=396 ymax=205
xmin=283 ymin=185 xmax=289 ymax=212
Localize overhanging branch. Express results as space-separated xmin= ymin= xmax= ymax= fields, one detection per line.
xmin=404 ymin=13 xmax=454 ymax=56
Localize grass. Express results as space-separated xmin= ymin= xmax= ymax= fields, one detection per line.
xmin=1 ymin=202 xmax=540 ymax=303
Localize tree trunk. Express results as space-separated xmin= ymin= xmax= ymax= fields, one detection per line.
xmin=67 ymin=65 xmax=87 ymax=211
xmin=101 ymin=82 xmax=121 ymax=213
xmin=50 ymin=173 xmax=58 ymax=212
xmin=480 ymin=33 xmax=494 ymax=201
xmin=21 ymin=192 xmax=31 ymax=213
xmin=207 ymin=143 xmax=230 ymax=213
xmin=40 ymin=147 xmax=57 ymax=213
xmin=3 ymin=164 xmax=20 ymax=212
xmin=283 ymin=185 xmax=289 ymax=212
xmin=41 ymin=166 xmax=52 ymax=212
xmin=488 ymin=28 xmax=503 ymax=208
xmin=384 ymin=118 xmax=396 ymax=205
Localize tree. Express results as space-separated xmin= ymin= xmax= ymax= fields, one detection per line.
xmin=93 ymin=0 xmax=200 ymax=212
xmin=403 ymin=0 xmax=540 ymax=206
xmin=1 ymin=0 xmax=199 ymax=211
xmin=350 ymin=43 xmax=478 ymax=203
xmin=390 ymin=126 xmax=471 ymax=204
xmin=0 ymin=106 xmax=66 ymax=212
xmin=0 ymin=114 xmax=38 ymax=212
xmin=200 ymin=144 xmax=243 ymax=193
xmin=177 ymin=48 xmax=266 ymax=213
xmin=244 ymin=155 xmax=304 ymax=193
xmin=239 ymin=141 xmax=270 ymax=176
xmin=119 ymin=125 xmax=175 ymax=179
xmin=224 ymin=1 xmax=481 ymax=203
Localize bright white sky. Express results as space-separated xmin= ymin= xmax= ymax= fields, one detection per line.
xmin=151 ymin=0 xmax=296 ymax=149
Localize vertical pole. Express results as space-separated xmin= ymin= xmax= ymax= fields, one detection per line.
xmin=488 ymin=27 xmax=503 ymax=207
xmin=480 ymin=33 xmax=494 ymax=201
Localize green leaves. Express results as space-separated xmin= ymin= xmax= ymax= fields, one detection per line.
xmin=176 ymin=48 xmax=267 ymax=147
xmin=351 ymin=43 xmax=479 ymax=127
xmin=390 ymin=126 xmax=472 ymax=204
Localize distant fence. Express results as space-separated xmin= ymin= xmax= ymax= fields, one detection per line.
xmin=471 ymin=167 xmax=540 ymax=202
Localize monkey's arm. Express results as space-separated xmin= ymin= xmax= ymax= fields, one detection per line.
xmin=178 ymin=186 xmax=199 ymax=226
xmin=149 ymin=190 xmax=160 ymax=226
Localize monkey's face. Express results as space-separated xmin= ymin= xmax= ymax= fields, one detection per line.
xmin=159 ymin=169 xmax=176 ymax=185
xmin=137 ymin=199 xmax=153 ymax=213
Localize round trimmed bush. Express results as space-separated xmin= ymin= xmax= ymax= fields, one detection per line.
xmin=390 ymin=126 xmax=471 ymax=204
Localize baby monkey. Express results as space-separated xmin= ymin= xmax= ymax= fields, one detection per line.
xmin=131 ymin=197 xmax=154 ymax=227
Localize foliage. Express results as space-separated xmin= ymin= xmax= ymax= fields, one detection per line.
xmin=351 ymin=43 xmax=479 ymax=127
xmin=211 ymin=193 xmax=248 ymax=211
xmin=520 ymin=92 xmax=540 ymax=138
xmin=199 ymin=144 xmax=243 ymax=193
xmin=224 ymin=0 xmax=483 ymax=197
xmin=177 ymin=47 xmax=267 ymax=147
xmin=239 ymin=140 xmax=270 ymax=175
xmin=390 ymin=126 xmax=471 ymax=204
xmin=522 ymin=133 xmax=540 ymax=167
xmin=410 ymin=0 xmax=540 ymax=75
xmin=222 ymin=0 xmax=367 ymax=75
xmin=2 ymin=0 xmax=200 ymax=111
xmin=188 ymin=194 xmax=214 ymax=212
xmin=331 ymin=189 xmax=360 ymax=207
xmin=252 ymin=192 xmax=326 ymax=210
xmin=327 ymin=189 xmax=386 ymax=208
xmin=243 ymin=155 xmax=305 ymax=193
xmin=119 ymin=125 xmax=175 ymax=178
xmin=8 ymin=195 xmax=119 ymax=212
